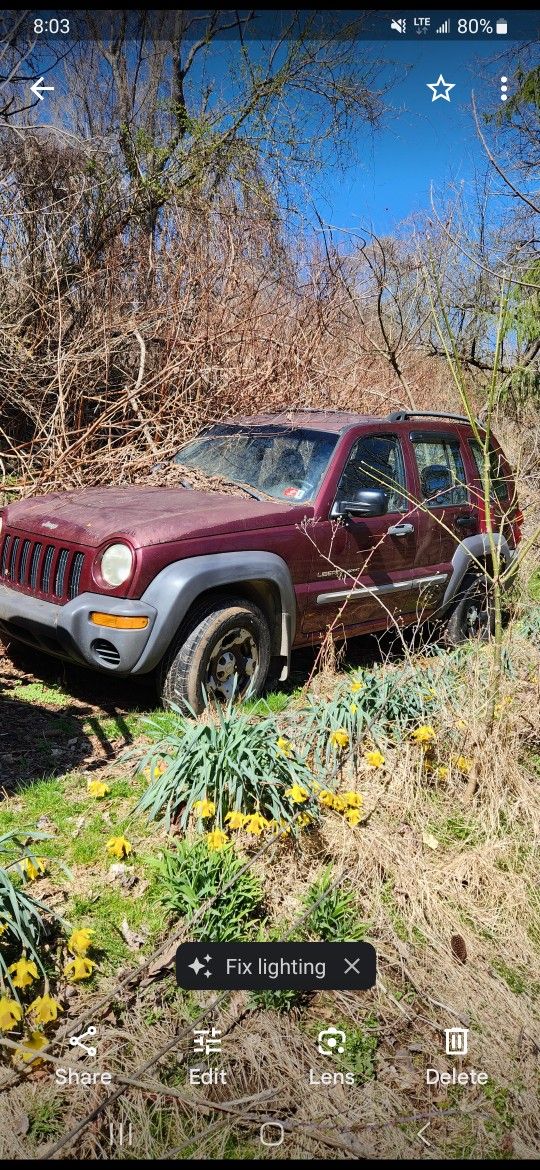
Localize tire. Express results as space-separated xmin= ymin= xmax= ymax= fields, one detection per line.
xmin=158 ymin=595 xmax=272 ymax=713
xmin=444 ymin=577 xmax=495 ymax=646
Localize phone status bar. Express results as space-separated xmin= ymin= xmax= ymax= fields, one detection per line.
xmin=11 ymin=10 xmax=540 ymax=43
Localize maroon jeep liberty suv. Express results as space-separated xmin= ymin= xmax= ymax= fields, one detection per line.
xmin=0 ymin=410 xmax=521 ymax=710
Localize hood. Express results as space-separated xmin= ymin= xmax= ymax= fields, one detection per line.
xmin=4 ymin=486 xmax=309 ymax=548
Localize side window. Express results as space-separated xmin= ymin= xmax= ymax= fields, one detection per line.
xmin=336 ymin=434 xmax=407 ymax=514
xmin=469 ymin=440 xmax=510 ymax=501
xmin=412 ymin=435 xmax=468 ymax=507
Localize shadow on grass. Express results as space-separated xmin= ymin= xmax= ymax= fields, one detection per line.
xmin=0 ymin=640 xmax=158 ymax=792
xmin=0 ymin=622 xmax=430 ymax=788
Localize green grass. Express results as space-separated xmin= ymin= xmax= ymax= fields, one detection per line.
xmin=27 ymin=1099 xmax=65 ymax=1142
xmin=69 ymin=887 xmax=165 ymax=967
xmin=492 ymin=959 xmax=527 ymax=996
xmin=11 ymin=680 xmax=72 ymax=707
xmin=301 ymin=867 xmax=368 ymax=942
xmin=528 ymin=568 xmax=540 ymax=602
xmin=426 ymin=813 xmax=483 ymax=848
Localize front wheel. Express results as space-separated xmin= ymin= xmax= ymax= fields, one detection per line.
xmin=444 ymin=578 xmax=495 ymax=646
xmin=158 ymin=595 xmax=272 ymax=713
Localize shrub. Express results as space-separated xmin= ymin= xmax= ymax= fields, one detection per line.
xmin=134 ymin=702 xmax=318 ymax=831
xmin=154 ymin=839 xmax=266 ymax=941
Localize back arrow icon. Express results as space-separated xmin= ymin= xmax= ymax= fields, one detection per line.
xmin=31 ymin=77 xmax=55 ymax=101
xmin=417 ymin=1121 xmax=431 ymax=1147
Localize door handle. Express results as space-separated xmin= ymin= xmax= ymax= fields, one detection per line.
xmin=387 ymin=523 xmax=415 ymax=537
xmin=455 ymin=514 xmax=477 ymax=530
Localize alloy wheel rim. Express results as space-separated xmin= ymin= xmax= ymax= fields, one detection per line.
xmin=206 ymin=626 xmax=259 ymax=702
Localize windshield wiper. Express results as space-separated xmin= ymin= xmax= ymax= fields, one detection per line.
xmin=220 ymin=478 xmax=264 ymax=501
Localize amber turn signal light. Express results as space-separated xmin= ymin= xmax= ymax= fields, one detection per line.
xmin=90 ymin=612 xmax=149 ymax=630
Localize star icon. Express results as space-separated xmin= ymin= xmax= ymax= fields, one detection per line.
xmin=426 ymin=74 xmax=456 ymax=102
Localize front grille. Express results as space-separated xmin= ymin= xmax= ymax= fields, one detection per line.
xmin=41 ymin=545 xmax=54 ymax=593
xmin=0 ymin=531 xmax=86 ymax=603
xmin=68 ymin=552 xmax=85 ymax=599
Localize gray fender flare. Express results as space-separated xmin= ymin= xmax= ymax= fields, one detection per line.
xmin=132 ymin=551 xmax=297 ymax=678
xmin=442 ymin=533 xmax=514 ymax=611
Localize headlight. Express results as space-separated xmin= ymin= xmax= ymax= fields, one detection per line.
xmin=99 ymin=543 xmax=133 ymax=587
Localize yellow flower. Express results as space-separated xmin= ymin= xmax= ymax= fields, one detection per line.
xmin=193 ymin=798 xmax=216 ymax=818
xmin=153 ymin=759 xmax=167 ymax=777
xmin=318 ymin=789 xmax=335 ymax=807
xmin=350 ymin=703 xmax=358 ymax=715
xmin=244 ymin=813 xmax=269 ymax=836
xmin=8 ymin=956 xmax=39 ymax=989
xmin=329 ymin=729 xmax=350 ymax=750
xmin=422 ymin=688 xmax=437 ymax=701
xmin=13 ymin=1031 xmax=47 ymax=1064
xmin=64 ymin=956 xmax=96 ymax=981
xmin=224 ymin=810 xmax=247 ymax=830
xmin=68 ymin=928 xmax=94 ymax=956
xmin=344 ymin=808 xmax=362 ymax=826
xmin=350 ymin=680 xmax=364 ymax=692
xmin=0 ymin=923 xmax=9 ymax=938
xmin=343 ymin=791 xmax=363 ymax=808
xmin=332 ymin=794 xmax=349 ymax=812
xmin=206 ymin=828 xmax=230 ymax=851
xmin=20 ymin=856 xmax=47 ymax=881
xmin=364 ymin=749 xmax=385 ymax=768
xmin=296 ymin=812 xmax=313 ymax=828
xmin=276 ymin=736 xmax=294 ymax=758
xmin=285 ymin=784 xmax=309 ymax=804
xmin=27 ymin=994 xmax=62 ymax=1025
xmin=455 ymin=755 xmax=473 ymax=775
xmin=87 ymin=779 xmax=110 ymax=798
xmin=0 ymin=996 xmax=23 ymax=1031
xmin=278 ymin=820 xmax=292 ymax=837
xmin=437 ymin=765 xmax=449 ymax=780
xmin=410 ymin=725 xmax=436 ymax=745
xmin=106 ymin=836 xmax=132 ymax=859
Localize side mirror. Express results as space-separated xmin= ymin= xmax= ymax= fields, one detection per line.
xmin=333 ymin=488 xmax=389 ymax=518
xmin=421 ymin=464 xmax=453 ymax=499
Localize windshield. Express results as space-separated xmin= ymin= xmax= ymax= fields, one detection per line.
xmin=174 ymin=425 xmax=338 ymax=502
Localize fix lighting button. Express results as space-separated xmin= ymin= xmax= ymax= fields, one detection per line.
xmin=176 ymin=942 xmax=376 ymax=990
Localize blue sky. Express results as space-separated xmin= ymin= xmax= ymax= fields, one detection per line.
xmin=310 ymin=37 xmax=522 ymax=234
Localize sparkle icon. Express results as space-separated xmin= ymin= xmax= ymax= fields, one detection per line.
xmin=189 ymin=957 xmax=205 ymax=975
xmin=426 ymin=74 xmax=456 ymax=102
xmin=188 ymin=954 xmax=212 ymax=978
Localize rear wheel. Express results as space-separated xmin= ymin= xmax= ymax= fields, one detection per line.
xmin=159 ymin=595 xmax=272 ymax=713
xmin=445 ymin=577 xmax=494 ymax=646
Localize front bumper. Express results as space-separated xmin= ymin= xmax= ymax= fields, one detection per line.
xmin=0 ymin=583 xmax=157 ymax=675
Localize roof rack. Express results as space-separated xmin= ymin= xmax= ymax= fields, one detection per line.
xmin=388 ymin=410 xmax=474 ymax=424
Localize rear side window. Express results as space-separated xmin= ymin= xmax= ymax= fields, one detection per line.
xmin=336 ymin=434 xmax=407 ymax=513
xmin=469 ymin=440 xmax=510 ymax=501
xmin=411 ymin=434 xmax=468 ymax=507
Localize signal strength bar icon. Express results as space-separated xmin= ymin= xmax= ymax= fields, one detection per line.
xmin=436 ymin=19 xmax=451 ymax=34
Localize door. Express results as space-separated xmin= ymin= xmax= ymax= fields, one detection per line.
xmin=408 ymin=431 xmax=478 ymax=579
xmin=302 ymin=432 xmax=427 ymax=636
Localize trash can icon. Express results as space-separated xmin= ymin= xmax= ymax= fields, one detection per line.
xmin=496 ymin=19 xmax=508 ymax=35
